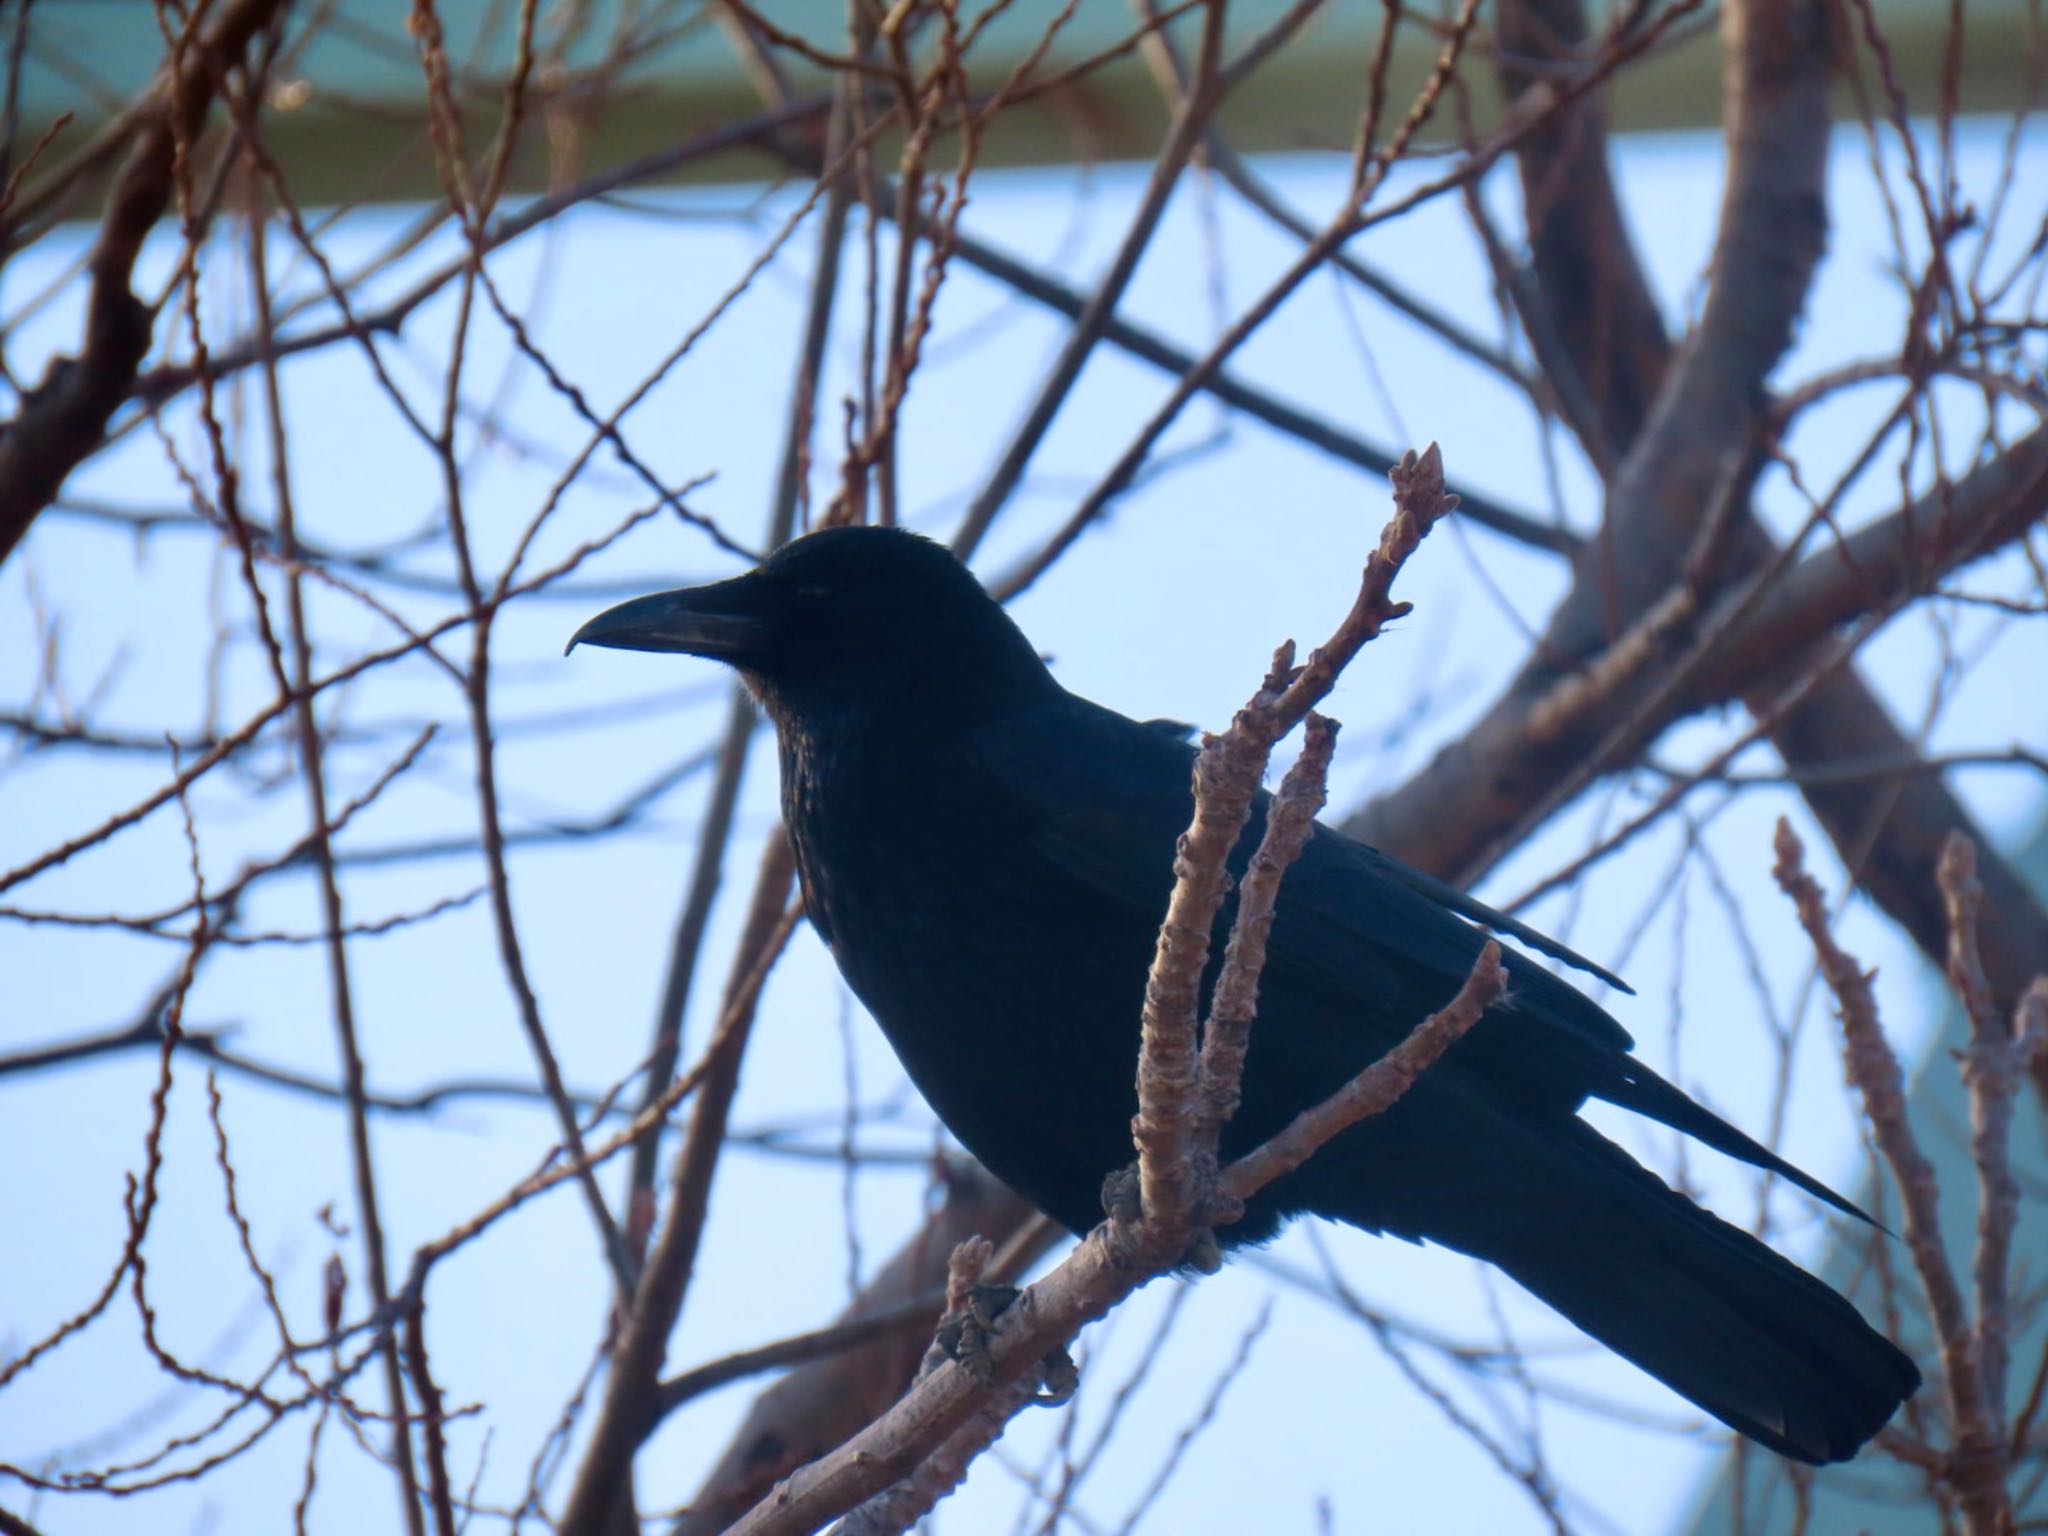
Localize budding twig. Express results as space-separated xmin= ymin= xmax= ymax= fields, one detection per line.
xmin=1133 ymin=443 xmax=1459 ymax=1249
xmin=1774 ymin=819 xmax=2016 ymax=1536
xmin=1200 ymin=714 xmax=1340 ymax=1138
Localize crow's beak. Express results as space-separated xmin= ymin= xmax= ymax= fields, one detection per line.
xmin=566 ymin=577 xmax=771 ymax=659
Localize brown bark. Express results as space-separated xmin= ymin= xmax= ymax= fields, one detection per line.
xmin=1495 ymin=0 xmax=1672 ymax=462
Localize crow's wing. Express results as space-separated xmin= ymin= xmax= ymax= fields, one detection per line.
xmin=968 ymin=693 xmax=1867 ymax=1222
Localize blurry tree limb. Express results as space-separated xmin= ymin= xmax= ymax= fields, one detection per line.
xmin=1484 ymin=0 xmax=2039 ymax=1010
xmin=1346 ymin=0 xmax=2048 ymax=1067
xmin=557 ymin=834 xmax=799 ymax=1536
xmin=1353 ymin=427 xmax=2046 ymax=852
xmin=1127 ymin=2 xmax=1557 ymax=483
xmin=1642 ymin=749 xmax=2048 ymax=789
xmin=1559 ymin=0 xmax=1834 ymax=652
xmin=0 ymin=0 xmax=290 ymax=569
xmin=0 ymin=497 xmax=681 ymax=899
xmin=1349 ymin=424 xmax=2048 ymax=1007
xmin=1494 ymin=0 xmax=1671 ymax=465
xmin=0 ymin=1011 xmax=609 ymax=1114
xmin=990 ymin=0 xmax=1740 ymax=603
xmin=1698 ymin=435 xmax=2048 ymax=678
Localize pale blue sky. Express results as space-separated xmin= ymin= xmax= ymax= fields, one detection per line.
xmin=3 ymin=123 xmax=2043 ymax=1534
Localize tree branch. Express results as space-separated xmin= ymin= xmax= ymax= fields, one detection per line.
xmin=0 ymin=0 xmax=291 ymax=568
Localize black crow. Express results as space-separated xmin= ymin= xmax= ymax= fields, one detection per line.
xmin=571 ymin=525 xmax=1919 ymax=1463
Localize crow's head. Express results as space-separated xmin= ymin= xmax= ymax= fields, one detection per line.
xmin=568 ymin=526 xmax=1052 ymax=723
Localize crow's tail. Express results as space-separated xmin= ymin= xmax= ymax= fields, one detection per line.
xmin=1329 ymin=1127 xmax=1920 ymax=1464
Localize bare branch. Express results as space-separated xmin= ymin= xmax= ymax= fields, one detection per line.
xmin=0 ymin=0 xmax=290 ymax=566
xmin=1773 ymin=819 xmax=2013 ymax=1536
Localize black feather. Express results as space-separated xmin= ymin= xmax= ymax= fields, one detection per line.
xmin=572 ymin=526 xmax=1920 ymax=1464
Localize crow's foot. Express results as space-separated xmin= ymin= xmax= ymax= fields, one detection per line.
xmin=935 ymin=1283 xmax=1077 ymax=1406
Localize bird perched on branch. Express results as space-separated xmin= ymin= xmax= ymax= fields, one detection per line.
xmin=571 ymin=525 xmax=1918 ymax=1464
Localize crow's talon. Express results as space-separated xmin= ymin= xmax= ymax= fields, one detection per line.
xmin=1101 ymin=1166 xmax=1224 ymax=1271
xmin=964 ymin=1281 xmax=1019 ymax=1329
xmin=1100 ymin=1163 xmax=1142 ymax=1226
xmin=935 ymin=1282 xmax=1020 ymax=1386
xmin=936 ymin=1285 xmax=1075 ymax=1407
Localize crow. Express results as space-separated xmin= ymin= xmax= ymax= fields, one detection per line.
xmin=570 ymin=525 xmax=1919 ymax=1463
